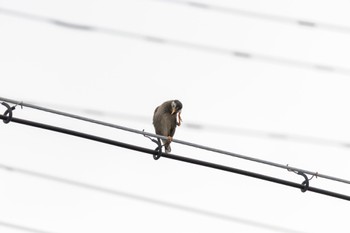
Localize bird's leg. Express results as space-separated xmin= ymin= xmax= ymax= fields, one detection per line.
xmin=177 ymin=112 xmax=182 ymax=126
xmin=164 ymin=136 xmax=172 ymax=153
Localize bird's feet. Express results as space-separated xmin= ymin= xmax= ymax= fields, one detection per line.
xmin=164 ymin=136 xmax=173 ymax=153
xmin=165 ymin=145 xmax=171 ymax=153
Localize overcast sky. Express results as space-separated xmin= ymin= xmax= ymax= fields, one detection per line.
xmin=1 ymin=0 xmax=350 ymax=232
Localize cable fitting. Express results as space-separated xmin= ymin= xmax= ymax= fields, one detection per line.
xmin=287 ymin=165 xmax=319 ymax=193
xmin=143 ymin=130 xmax=163 ymax=160
xmin=296 ymin=171 xmax=309 ymax=192
xmin=1 ymin=102 xmax=17 ymax=124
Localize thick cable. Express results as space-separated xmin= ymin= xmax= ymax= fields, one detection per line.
xmin=25 ymin=100 xmax=350 ymax=149
xmin=1 ymin=114 xmax=349 ymax=201
xmin=1 ymin=97 xmax=350 ymax=186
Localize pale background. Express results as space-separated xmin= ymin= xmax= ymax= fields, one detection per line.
xmin=1 ymin=0 xmax=350 ymax=232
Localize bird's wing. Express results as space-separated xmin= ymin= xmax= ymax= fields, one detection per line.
xmin=152 ymin=106 xmax=160 ymax=126
xmin=153 ymin=102 xmax=177 ymax=137
xmin=153 ymin=106 xmax=167 ymax=135
xmin=167 ymin=114 xmax=177 ymax=137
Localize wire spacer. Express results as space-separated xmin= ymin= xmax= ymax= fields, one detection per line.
xmin=152 ymin=138 xmax=163 ymax=160
xmin=296 ymin=171 xmax=309 ymax=192
xmin=143 ymin=130 xmax=163 ymax=160
xmin=1 ymin=102 xmax=16 ymax=124
xmin=286 ymin=165 xmax=310 ymax=192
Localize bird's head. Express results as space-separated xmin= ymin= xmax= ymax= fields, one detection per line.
xmin=171 ymin=100 xmax=182 ymax=115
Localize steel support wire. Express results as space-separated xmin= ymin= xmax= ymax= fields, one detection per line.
xmin=0 ymin=114 xmax=349 ymax=201
xmin=1 ymin=97 xmax=350 ymax=186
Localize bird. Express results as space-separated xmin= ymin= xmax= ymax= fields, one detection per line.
xmin=153 ymin=100 xmax=183 ymax=153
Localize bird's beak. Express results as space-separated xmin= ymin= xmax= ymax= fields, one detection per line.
xmin=171 ymin=107 xmax=176 ymax=115
xmin=177 ymin=111 xmax=182 ymax=126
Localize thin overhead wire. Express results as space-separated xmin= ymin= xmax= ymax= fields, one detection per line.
xmin=1 ymin=114 xmax=350 ymax=201
xmin=1 ymin=8 xmax=350 ymax=76
xmin=0 ymin=221 xmax=57 ymax=233
xmin=1 ymin=96 xmax=350 ymax=187
xmin=0 ymin=165 xmax=311 ymax=233
xmin=157 ymin=0 xmax=350 ymax=34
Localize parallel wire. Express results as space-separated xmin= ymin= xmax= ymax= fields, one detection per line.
xmin=1 ymin=114 xmax=350 ymax=201
xmin=0 ymin=221 xmax=57 ymax=233
xmin=1 ymin=96 xmax=350 ymax=186
xmin=1 ymin=8 xmax=350 ymax=76
xmin=0 ymin=166 xmax=312 ymax=233
xmin=157 ymin=0 xmax=350 ymax=34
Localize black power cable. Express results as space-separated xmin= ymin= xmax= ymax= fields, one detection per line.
xmin=1 ymin=114 xmax=349 ymax=201
xmin=1 ymin=97 xmax=349 ymax=185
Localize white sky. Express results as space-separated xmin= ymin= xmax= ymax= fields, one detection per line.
xmin=1 ymin=0 xmax=350 ymax=232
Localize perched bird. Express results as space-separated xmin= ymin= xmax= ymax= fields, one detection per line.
xmin=153 ymin=100 xmax=183 ymax=153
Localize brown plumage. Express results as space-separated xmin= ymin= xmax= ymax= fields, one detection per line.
xmin=153 ymin=100 xmax=183 ymax=153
